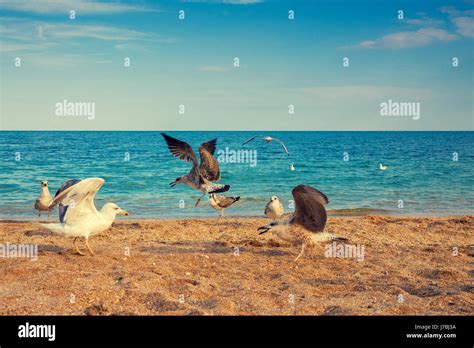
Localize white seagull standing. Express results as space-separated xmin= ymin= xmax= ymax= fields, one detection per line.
xmin=162 ymin=133 xmax=230 ymax=206
xmin=34 ymin=181 xmax=54 ymax=218
xmin=258 ymin=185 xmax=346 ymax=261
xmin=40 ymin=178 xmax=128 ymax=256
xmin=264 ymin=196 xmax=284 ymax=219
xmin=241 ymin=135 xmax=290 ymax=156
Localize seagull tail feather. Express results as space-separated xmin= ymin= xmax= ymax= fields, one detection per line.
xmin=39 ymin=223 xmax=66 ymax=236
xmin=309 ymin=233 xmax=347 ymax=244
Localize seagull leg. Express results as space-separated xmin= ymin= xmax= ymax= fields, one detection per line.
xmin=294 ymin=242 xmax=306 ymax=262
xmin=73 ymin=238 xmax=86 ymax=256
xmin=195 ymin=193 xmax=205 ymax=207
xmin=85 ymin=239 xmax=95 ymax=256
xmin=220 ymin=209 xmax=224 ymax=218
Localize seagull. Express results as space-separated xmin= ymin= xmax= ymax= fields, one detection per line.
xmin=264 ymin=196 xmax=284 ymax=219
xmin=209 ymin=193 xmax=240 ymax=217
xmin=40 ymin=178 xmax=128 ymax=256
xmin=379 ymin=163 xmax=388 ymax=171
xmin=34 ymin=181 xmax=54 ymax=218
xmin=257 ymin=185 xmax=346 ymax=261
xmin=241 ymin=135 xmax=289 ymax=155
xmin=162 ymin=133 xmax=230 ymax=206
xmin=290 ymin=164 xmax=295 ymax=171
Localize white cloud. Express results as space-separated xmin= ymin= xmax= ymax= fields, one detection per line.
xmin=0 ymin=0 xmax=157 ymax=14
xmin=198 ymin=65 xmax=229 ymax=72
xmin=452 ymin=16 xmax=474 ymax=38
xmin=183 ymin=0 xmax=263 ymax=4
xmin=344 ymin=6 xmax=472 ymax=50
xmin=346 ymin=28 xmax=457 ymax=49
xmin=0 ymin=18 xmax=173 ymax=52
xmin=404 ymin=17 xmax=444 ymax=26
xmin=0 ymin=42 xmax=53 ymax=52
xmin=41 ymin=23 xmax=149 ymax=41
xmin=439 ymin=6 xmax=474 ymax=38
xmin=221 ymin=0 xmax=263 ymax=3
xmin=450 ymin=14 xmax=474 ymax=38
xmin=295 ymin=85 xmax=433 ymax=100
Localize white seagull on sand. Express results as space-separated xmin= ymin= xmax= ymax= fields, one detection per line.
xmin=40 ymin=178 xmax=128 ymax=256
xmin=209 ymin=193 xmax=240 ymax=217
xmin=162 ymin=133 xmax=230 ymax=206
xmin=264 ymin=196 xmax=284 ymax=219
xmin=241 ymin=135 xmax=289 ymax=155
xmin=258 ymin=185 xmax=346 ymax=261
xmin=34 ymin=181 xmax=54 ymax=218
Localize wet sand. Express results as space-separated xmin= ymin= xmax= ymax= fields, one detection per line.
xmin=0 ymin=215 xmax=473 ymax=315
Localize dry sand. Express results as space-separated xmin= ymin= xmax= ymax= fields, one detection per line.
xmin=0 ymin=215 xmax=473 ymax=315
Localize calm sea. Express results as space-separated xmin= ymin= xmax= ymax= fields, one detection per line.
xmin=0 ymin=131 xmax=473 ymax=219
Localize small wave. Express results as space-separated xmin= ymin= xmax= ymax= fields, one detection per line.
xmin=328 ymin=208 xmax=395 ymax=216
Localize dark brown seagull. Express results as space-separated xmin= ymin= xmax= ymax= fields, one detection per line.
xmin=257 ymin=184 xmax=346 ymax=261
xmin=161 ymin=133 xmax=230 ymax=206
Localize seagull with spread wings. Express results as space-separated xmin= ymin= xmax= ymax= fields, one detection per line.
xmin=242 ymin=135 xmax=289 ymax=155
xmin=40 ymin=178 xmax=128 ymax=256
xmin=161 ymin=133 xmax=230 ymax=207
xmin=257 ymin=184 xmax=346 ymax=261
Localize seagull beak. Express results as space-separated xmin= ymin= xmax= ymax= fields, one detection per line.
xmin=257 ymin=226 xmax=270 ymax=235
xmin=119 ymin=209 xmax=129 ymax=216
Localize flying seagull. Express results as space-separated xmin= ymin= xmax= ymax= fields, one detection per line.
xmin=34 ymin=181 xmax=54 ymax=218
xmin=264 ymin=195 xmax=284 ymax=219
xmin=379 ymin=163 xmax=388 ymax=171
xmin=209 ymin=193 xmax=240 ymax=217
xmin=40 ymin=178 xmax=128 ymax=256
xmin=242 ymin=135 xmax=289 ymax=155
xmin=257 ymin=185 xmax=346 ymax=261
xmin=162 ymin=133 xmax=230 ymax=206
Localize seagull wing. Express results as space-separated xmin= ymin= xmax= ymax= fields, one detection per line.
xmin=199 ymin=139 xmax=221 ymax=182
xmin=291 ymin=185 xmax=328 ymax=232
xmin=161 ymin=133 xmax=198 ymax=167
xmin=49 ymin=178 xmax=105 ymax=224
xmin=217 ymin=195 xmax=240 ymax=208
xmin=264 ymin=201 xmax=272 ymax=215
xmin=272 ymin=137 xmax=290 ymax=155
xmin=53 ymin=178 xmax=82 ymax=222
xmin=241 ymin=135 xmax=259 ymax=147
xmin=54 ymin=179 xmax=81 ymax=197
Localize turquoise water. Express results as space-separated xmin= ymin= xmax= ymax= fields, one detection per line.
xmin=0 ymin=131 xmax=473 ymax=219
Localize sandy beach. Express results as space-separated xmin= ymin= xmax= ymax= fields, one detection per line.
xmin=0 ymin=215 xmax=472 ymax=315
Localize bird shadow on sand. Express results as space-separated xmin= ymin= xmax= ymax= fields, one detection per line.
xmin=24 ymin=230 xmax=53 ymax=237
xmin=37 ymin=244 xmax=67 ymax=254
xmin=140 ymin=240 xmax=290 ymax=257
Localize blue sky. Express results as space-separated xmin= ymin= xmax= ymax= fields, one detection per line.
xmin=0 ymin=0 xmax=473 ymax=130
